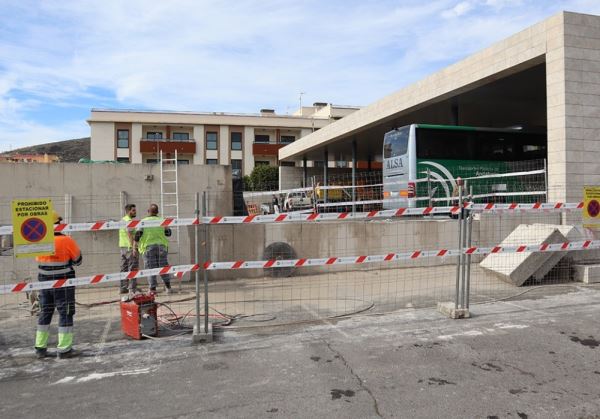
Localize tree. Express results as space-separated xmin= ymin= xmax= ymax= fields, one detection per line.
xmin=245 ymin=165 xmax=278 ymax=191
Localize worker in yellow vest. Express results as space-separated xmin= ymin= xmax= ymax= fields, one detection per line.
xmin=119 ymin=204 xmax=139 ymax=294
xmin=134 ymin=203 xmax=172 ymax=294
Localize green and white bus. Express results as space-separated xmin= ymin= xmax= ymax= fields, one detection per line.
xmin=382 ymin=124 xmax=546 ymax=208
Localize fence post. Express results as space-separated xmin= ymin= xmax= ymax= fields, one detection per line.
xmin=192 ymin=191 xmax=213 ymax=343
xmin=438 ymin=177 xmax=470 ymax=319
xmin=464 ymin=185 xmax=474 ymax=310
xmin=203 ymin=191 xmax=210 ymax=336
xmin=454 ymin=179 xmax=464 ymax=310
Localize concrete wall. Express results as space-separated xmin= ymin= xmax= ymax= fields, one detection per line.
xmin=0 ymin=163 xmax=231 ymax=283
xmin=560 ymin=13 xmax=600 ymax=201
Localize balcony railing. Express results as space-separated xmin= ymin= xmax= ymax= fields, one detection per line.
xmin=140 ymin=138 xmax=196 ymax=154
xmin=252 ymin=142 xmax=285 ymax=156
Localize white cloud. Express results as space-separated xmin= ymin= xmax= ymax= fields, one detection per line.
xmin=442 ymin=1 xmax=475 ymax=18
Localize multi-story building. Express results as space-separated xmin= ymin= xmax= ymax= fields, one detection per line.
xmin=88 ymin=103 xmax=359 ymax=176
xmin=0 ymin=153 xmax=60 ymax=163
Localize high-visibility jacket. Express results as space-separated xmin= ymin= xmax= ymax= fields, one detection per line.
xmin=119 ymin=215 xmax=134 ymax=248
xmin=36 ymin=233 xmax=82 ymax=278
xmin=136 ymin=216 xmax=169 ymax=254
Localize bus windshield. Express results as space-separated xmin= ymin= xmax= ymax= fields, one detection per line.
xmin=383 ymin=127 xmax=409 ymax=159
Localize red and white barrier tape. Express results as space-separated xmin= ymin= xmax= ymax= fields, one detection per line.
xmin=0 ymin=266 xmax=189 ymax=295
xmin=0 ymin=202 xmax=585 ymax=234
xmin=2 ymin=239 xmax=599 ymax=294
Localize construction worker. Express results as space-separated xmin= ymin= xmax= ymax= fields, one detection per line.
xmin=34 ymin=211 xmax=82 ymax=359
xmin=134 ymin=203 xmax=172 ymax=294
xmin=119 ymin=204 xmax=139 ymax=294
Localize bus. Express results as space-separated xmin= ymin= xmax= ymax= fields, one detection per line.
xmin=382 ymin=124 xmax=546 ymax=209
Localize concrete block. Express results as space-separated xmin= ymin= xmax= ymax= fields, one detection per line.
xmin=192 ymin=323 xmax=213 ymax=343
xmin=574 ymin=264 xmax=600 ymax=283
xmin=437 ymin=302 xmax=470 ymax=319
xmin=480 ymin=224 xmax=568 ymax=286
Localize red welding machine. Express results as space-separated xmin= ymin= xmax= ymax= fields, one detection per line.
xmin=120 ymin=293 xmax=158 ymax=340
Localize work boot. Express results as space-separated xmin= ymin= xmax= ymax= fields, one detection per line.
xmin=165 ymin=286 xmax=173 ymax=295
xmin=119 ymin=287 xmax=129 ymax=294
xmin=57 ymin=349 xmax=78 ymax=360
xmin=35 ymin=347 xmax=47 ymax=359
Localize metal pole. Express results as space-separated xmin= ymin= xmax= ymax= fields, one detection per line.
xmin=427 ymin=168 xmax=432 ymax=210
xmin=303 ymin=156 xmax=308 ymax=188
xmin=464 ymin=185 xmax=473 ymax=309
xmin=352 ymin=140 xmax=357 ymax=214
xmin=203 ymin=192 xmax=209 ymax=334
xmin=460 ymin=180 xmax=469 ymax=308
xmin=454 ymin=179 xmax=464 ymax=310
xmin=543 ymin=158 xmax=548 ymax=203
xmin=323 ymin=149 xmax=328 ymax=204
xmin=194 ymin=192 xmax=201 ymax=336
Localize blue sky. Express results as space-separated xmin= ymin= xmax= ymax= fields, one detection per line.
xmin=1 ymin=0 xmax=600 ymax=151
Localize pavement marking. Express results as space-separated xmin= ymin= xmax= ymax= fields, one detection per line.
xmin=437 ymin=330 xmax=485 ymax=340
xmin=497 ymin=300 xmax=550 ymax=315
xmin=95 ymin=317 xmax=112 ymax=359
xmin=302 ymin=303 xmax=349 ymax=338
xmin=52 ymin=368 xmax=152 ymax=385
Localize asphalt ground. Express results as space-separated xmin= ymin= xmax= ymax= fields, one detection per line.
xmin=1 ymin=284 xmax=600 ymax=418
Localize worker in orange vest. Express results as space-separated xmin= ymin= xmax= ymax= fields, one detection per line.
xmin=34 ymin=211 xmax=82 ymax=359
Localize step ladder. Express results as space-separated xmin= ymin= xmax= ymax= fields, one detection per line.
xmin=160 ymin=150 xmax=180 ymax=264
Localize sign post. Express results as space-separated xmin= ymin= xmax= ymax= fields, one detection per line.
xmin=11 ymin=199 xmax=55 ymax=258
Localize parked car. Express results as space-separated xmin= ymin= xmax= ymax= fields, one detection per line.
xmin=284 ymin=191 xmax=312 ymax=211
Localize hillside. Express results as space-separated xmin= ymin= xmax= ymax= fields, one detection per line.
xmin=2 ymin=137 xmax=90 ymax=162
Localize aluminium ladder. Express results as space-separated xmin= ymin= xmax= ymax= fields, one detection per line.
xmin=159 ymin=150 xmax=181 ymax=273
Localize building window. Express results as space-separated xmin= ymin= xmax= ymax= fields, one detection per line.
xmin=147 ymin=132 xmax=163 ymax=140
xmin=254 ymin=134 xmax=270 ymax=143
xmin=231 ymin=159 xmax=242 ymax=178
xmin=206 ymin=132 xmax=218 ymax=150
xmin=116 ymin=157 xmax=130 ymax=163
xmin=280 ymin=135 xmax=295 ymax=144
xmin=177 ymin=159 xmax=190 ymax=164
xmin=206 ymin=159 xmax=218 ymax=165
xmin=231 ymin=132 xmax=242 ymax=150
xmin=280 ymin=161 xmax=295 ymax=166
xmin=117 ymin=130 xmax=129 ymax=148
xmin=146 ymin=159 xmax=158 ymax=164
xmin=173 ymin=132 xmax=189 ymax=141
xmin=255 ymin=160 xmax=270 ymax=166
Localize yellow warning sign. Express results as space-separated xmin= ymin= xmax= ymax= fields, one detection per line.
xmin=583 ymin=186 xmax=600 ymax=229
xmin=11 ymin=199 xmax=55 ymax=258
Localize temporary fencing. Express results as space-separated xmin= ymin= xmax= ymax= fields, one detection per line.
xmin=0 ymin=193 xmax=210 ymax=345
xmin=1 ymin=186 xmax=598 ymax=344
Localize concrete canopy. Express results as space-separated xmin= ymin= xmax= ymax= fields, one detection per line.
xmin=279 ymin=11 xmax=600 ymax=202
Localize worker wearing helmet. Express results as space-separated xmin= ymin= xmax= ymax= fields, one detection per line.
xmin=34 ymin=211 xmax=82 ymax=359
xmin=134 ymin=204 xmax=172 ymax=294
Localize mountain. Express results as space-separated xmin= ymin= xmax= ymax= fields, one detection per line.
xmin=2 ymin=137 xmax=90 ymax=162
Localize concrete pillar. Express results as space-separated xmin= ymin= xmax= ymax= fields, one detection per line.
xmin=243 ymin=127 xmax=254 ymax=175
xmin=131 ymin=123 xmax=142 ymax=163
xmin=193 ymin=125 xmax=204 ymax=165
xmin=219 ymin=125 xmax=229 ymax=165
xmin=352 ymin=139 xmax=357 ymax=213
xmin=303 ymin=156 xmax=307 ymax=188
xmin=323 ymin=149 xmax=328 ymax=203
